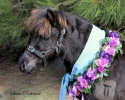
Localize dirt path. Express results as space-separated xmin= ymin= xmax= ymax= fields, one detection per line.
xmin=0 ymin=59 xmax=71 ymax=100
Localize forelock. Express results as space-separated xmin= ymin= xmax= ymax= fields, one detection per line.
xmin=26 ymin=8 xmax=51 ymax=37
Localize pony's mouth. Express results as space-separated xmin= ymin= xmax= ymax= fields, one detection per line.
xmin=26 ymin=67 xmax=36 ymax=74
xmin=19 ymin=62 xmax=37 ymax=74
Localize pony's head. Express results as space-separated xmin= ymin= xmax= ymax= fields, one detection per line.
xmin=18 ymin=7 xmax=67 ymax=73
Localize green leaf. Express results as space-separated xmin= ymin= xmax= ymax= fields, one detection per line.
xmin=107 ymin=63 xmax=111 ymax=68
xmin=106 ymin=37 xmax=110 ymax=42
xmin=96 ymin=51 xmax=100 ymax=58
xmin=115 ymin=43 xmax=123 ymax=54
xmin=96 ymin=77 xmax=102 ymax=82
xmin=105 ymin=68 xmax=109 ymax=72
xmin=119 ymin=49 xmax=123 ymax=54
xmin=103 ymin=72 xmax=109 ymax=77
xmin=82 ymin=88 xmax=91 ymax=94
xmin=99 ymin=73 xmax=103 ymax=78
xmin=73 ymin=74 xmax=78 ymax=79
xmin=92 ymin=62 xmax=97 ymax=68
xmin=77 ymin=73 xmax=83 ymax=76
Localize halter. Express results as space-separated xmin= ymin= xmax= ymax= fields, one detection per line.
xmin=27 ymin=28 xmax=65 ymax=66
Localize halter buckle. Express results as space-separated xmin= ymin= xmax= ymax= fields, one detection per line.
xmin=41 ymin=51 xmax=46 ymax=56
xmin=57 ymin=41 xmax=62 ymax=47
xmin=61 ymin=28 xmax=65 ymax=34
xmin=28 ymin=46 xmax=35 ymax=52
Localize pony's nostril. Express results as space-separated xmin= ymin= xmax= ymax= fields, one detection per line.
xmin=20 ymin=63 xmax=25 ymax=72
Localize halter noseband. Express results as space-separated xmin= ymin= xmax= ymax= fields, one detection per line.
xmin=27 ymin=28 xmax=65 ymax=66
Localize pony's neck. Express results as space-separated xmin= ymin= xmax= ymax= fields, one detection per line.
xmin=62 ymin=13 xmax=93 ymax=73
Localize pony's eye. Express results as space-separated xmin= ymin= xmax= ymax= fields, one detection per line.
xmin=39 ymin=36 xmax=48 ymax=42
xmin=40 ymin=34 xmax=51 ymax=42
xmin=42 ymin=37 xmax=49 ymax=42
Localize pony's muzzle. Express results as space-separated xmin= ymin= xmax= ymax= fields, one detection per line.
xmin=18 ymin=51 xmax=38 ymax=73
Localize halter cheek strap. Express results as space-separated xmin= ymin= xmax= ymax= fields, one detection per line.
xmin=56 ymin=28 xmax=65 ymax=54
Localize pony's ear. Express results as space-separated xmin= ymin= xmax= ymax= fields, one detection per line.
xmin=47 ymin=9 xmax=58 ymax=26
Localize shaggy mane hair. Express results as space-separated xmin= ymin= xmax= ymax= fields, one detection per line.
xmin=26 ymin=7 xmax=67 ymax=37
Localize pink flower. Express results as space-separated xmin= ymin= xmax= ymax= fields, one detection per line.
xmin=91 ymin=74 xmax=99 ymax=81
xmin=95 ymin=58 xmax=109 ymax=68
xmin=109 ymin=37 xmax=120 ymax=47
xmin=107 ymin=47 xmax=115 ymax=56
xmin=77 ymin=76 xmax=88 ymax=88
xmin=97 ymin=66 xmax=104 ymax=73
xmin=86 ymin=67 xmax=98 ymax=81
xmin=103 ymin=44 xmax=110 ymax=52
xmin=103 ymin=44 xmax=115 ymax=56
xmin=87 ymin=67 xmax=96 ymax=78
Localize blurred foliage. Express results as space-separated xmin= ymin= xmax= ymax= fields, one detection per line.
xmin=0 ymin=0 xmax=32 ymax=54
xmin=0 ymin=0 xmax=59 ymax=60
xmin=62 ymin=0 xmax=125 ymax=38
xmin=32 ymin=0 xmax=59 ymax=8
xmin=0 ymin=0 xmax=125 ymax=61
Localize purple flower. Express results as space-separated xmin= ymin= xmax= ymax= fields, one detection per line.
xmin=100 ymin=51 xmax=112 ymax=62
xmin=77 ymin=76 xmax=89 ymax=88
xmin=76 ymin=84 xmax=83 ymax=91
xmin=82 ymin=73 xmax=92 ymax=83
xmin=82 ymin=73 xmax=88 ymax=79
xmin=97 ymin=66 xmax=104 ymax=73
xmin=68 ymin=85 xmax=80 ymax=97
xmin=109 ymin=31 xmax=119 ymax=38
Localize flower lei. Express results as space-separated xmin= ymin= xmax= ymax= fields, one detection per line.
xmin=68 ymin=31 xmax=123 ymax=99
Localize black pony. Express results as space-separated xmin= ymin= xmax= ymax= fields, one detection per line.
xmin=18 ymin=7 xmax=125 ymax=100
